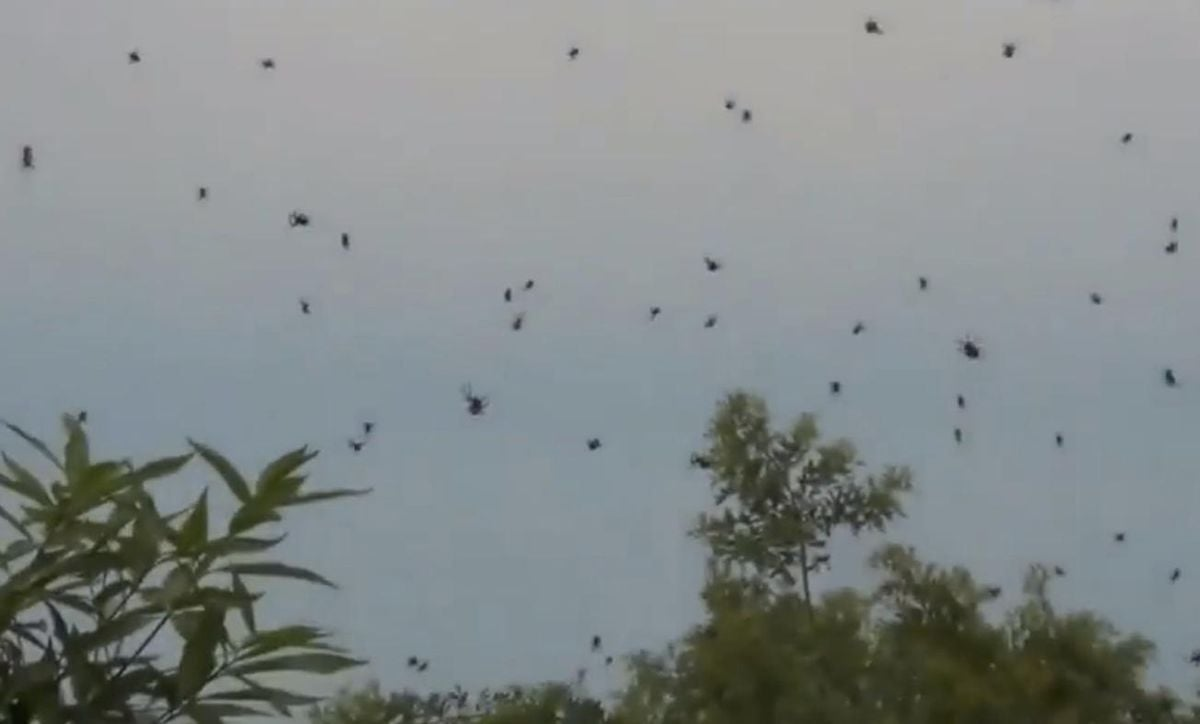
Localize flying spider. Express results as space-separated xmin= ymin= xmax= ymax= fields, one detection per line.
xmin=1002 ymin=42 xmax=1016 ymax=58
xmin=957 ymin=335 xmax=983 ymax=360
xmin=586 ymin=438 xmax=602 ymax=451
xmin=865 ymin=18 xmax=883 ymax=35
xmin=288 ymin=211 xmax=310 ymax=227
xmin=461 ymin=385 xmax=489 ymax=416
xmin=649 ymin=306 xmax=661 ymax=320
xmin=511 ymin=312 xmax=524 ymax=331
xmin=704 ymin=256 xmax=722 ymax=272
xmin=704 ymin=314 xmax=718 ymax=329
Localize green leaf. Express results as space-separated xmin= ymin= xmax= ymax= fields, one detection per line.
xmin=177 ymin=489 xmax=209 ymax=555
xmin=78 ymin=610 xmax=158 ymax=653
xmin=229 ymin=652 xmax=364 ymax=677
xmin=123 ymin=453 xmax=193 ymax=487
xmin=0 ymin=538 xmax=36 ymax=567
xmin=62 ymin=414 xmax=89 ymax=488
xmin=177 ymin=606 xmax=225 ymax=698
xmin=240 ymin=625 xmax=329 ymax=658
xmin=201 ymin=534 xmax=286 ymax=560
xmin=231 ymin=573 xmax=256 ymax=635
xmin=189 ymin=440 xmax=251 ymax=503
xmin=208 ymin=683 xmax=321 ymax=710
xmin=0 ymin=501 xmax=31 ymax=539
xmin=219 ymin=562 xmax=336 ymax=588
xmin=3 ymin=420 xmax=63 ymax=471
xmin=226 ymin=504 xmax=282 ymax=537
xmin=0 ymin=454 xmax=51 ymax=506
xmin=161 ymin=565 xmax=196 ymax=607
xmin=254 ymin=446 xmax=318 ymax=497
xmin=280 ymin=488 xmax=372 ymax=507
xmin=186 ymin=702 xmax=268 ymax=723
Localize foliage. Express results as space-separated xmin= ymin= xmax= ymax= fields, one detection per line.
xmin=309 ymin=680 xmax=608 ymax=724
xmin=691 ymin=391 xmax=912 ymax=613
xmin=306 ymin=391 xmax=1200 ymax=724
xmin=0 ymin=415 xmax=368 ymax=722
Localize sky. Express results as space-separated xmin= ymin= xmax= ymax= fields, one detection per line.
xmin=3 ymin=0 xmax=1200 ymax=710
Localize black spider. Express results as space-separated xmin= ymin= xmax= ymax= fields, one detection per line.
xmin=956 ymin=394 xmax=966 ymax=410
xmin=504 ymin=287 xmax=512 ymax=302
xmin=1190 ymin=650 xmax=1200 ymax=667
xmin=299 ymin=299 xmax=311 ymax=315
xmin=852 ymin=321 xmax=865 ymax=335
xmin=1114 ymin=532 xmax=1126 ymax=543
xmin=865 ymin=18 xmax=883 ymax=35
xmin=954 ymin=427 xmax=963 ymax=444
xmin=591 ymin=635 xmax=602 ymax=651
xmin=348 ymin=439 xmax=364 ymax=453
xmin=417 ymin=660 xmax=429 ymax=672
xmin=1055 ymin=433 xmax=1064 ymax=448
xmin=830 ymin=381 xmax=842 ymax=396
xmin=1171 ymin=568 xmax=1181 ymax=583
xmin=704 ymin=256 xmax=722 ymax=272
xmin=1164 ymin=368 xmax=1178 ymax=387
xmin=407 ymin=656 xmax=420 ymax=668
xmin=1171 ymin=216 xmax=1179 ymax=233
xmin=1002 ymin=42 xmax=1016 ymax=58
xmin=586 ymin=438 xmax=602 ymax=451
xmin=511 ymin=312 xmax=524 ymax=331
xmin=1166 ymin=241 xmax=1179 ymax=254
xmin=523 ymin=279 xmax=534 ymax=290
xmin=78 ymin=410 xmax=88 ymax=423
xmin=462 ymin=385 xmax=489 ymax=416
xmin=957 ymin=336 xmax=983 ymax=360
xmin=983 ymin=585 xmax=1002 ymax=598
xmin=918 ymin=276 xmax=929 ymax=291
xmin=1121 ymin=132 xmax=1133 ymax=144
xmin=649 ymin=306 xmax=661 ymax=320
xmin=741 ymin=109 xmax=752 ymax=123
xmin=197 ymin=187 xmax=208 ymax=201
xmin=261 ymin=58 xmax=276 ymax=69
xmin=341 ymin=232 xmax=350 ymax=250
xmin=363 ymin=421 xmax=375 ymax=436
xmin=605 ymin=656 xmax=613 ymax=666
xmin=21 ymin=145 xmax=33 ymax=169
xmin=724 ymin=98 xmax=736 ymax=110
xmin=704 ymin=314 xmax=718 ymax=328
xmin=690 ymin=452 xmax=712 ymax=469
xmin=1053 ymin=565 xmax=1066 ymax=577
xmin=128 ymin=49 xmax=141 ymax=64
xmin=288 ymin=211 xmax=310 ymax=227
xmin=567 ymin=47 xmax=580 ymax=60
xmin=1090 ymin=292 xmax=1103 ymax=305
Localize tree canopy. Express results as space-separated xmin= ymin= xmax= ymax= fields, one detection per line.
xmin=309 ymin=390 xmax=1200 ymax=724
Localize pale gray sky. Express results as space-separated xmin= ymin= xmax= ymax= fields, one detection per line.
xmin=3 ymin=0 xmax=1200 ymax=708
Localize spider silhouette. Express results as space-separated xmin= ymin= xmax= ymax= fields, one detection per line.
xmin=260 ymin=58 xmax=275 ymax=69
xmin=865 ymin=18 xmax=883 ymax=35
xmin=128 ymin=49 xmax=141 ymax=64
xmin=1164 ymin=368 xmax=1179 ymax=387
xmin=741 ymin=109 xmax=752 ymax=123
xmin=1090 ymin=292 xmax=1103 ymax=305
xmin=567 ymin=47 xmax=580 ymax=60
xmin=918 ymin=276 xmax=929 ymax=291
xmin=852 ymin=322 xmax=865 ymax=335
xmin=956 ymin=336 xmax=983 ymax=360
xmin=1114 ymin=532 xmax=1126 ymax=543
xmin=586 ymin=438 xmax=602 ymax=451
xmin=954 ymin=427 xmax=963 ymax=444
xmin=956 ymin=394 xmax=966 ymax=410
xmin=690 ymin=452 xmax=712 ymax=469
xmin=591 ymin=635 xmax=602 ymax=651
xmin=511 ymin=312 xmax=524 ymax=331
xmin=348 ymin=439 xmax=364 ymax=453
xmin=462 ymin=385 xmax=489 ymax=416
xmin=504 ymin=287 xmax=512 ymax=302
xmin=1002 ymin=42 xmax=1016 ymax=58
xmin=1171 ymin=568 xmax=1182 ymax=583
xmin=197 ymin=187 xmax=208 ymax=201
xmin=21 ymin=145 xmax=33 ymax=169
xmin=1055 ymin=433 xmax=1064 ymax=448
xmin=288 ymin=211 xmax=310 ymax=227
xmin=649 ymin=306 xmax=662 ymax=320
xmin=704 ymin=256 xmax=722 ymax=272
xmin=523 ymin=279 xmax=535 ymax=290
xmin=724 ymin=98 xmax=736 ymax=110
xmin=1171 ymin=216 xmax=1179 ymax=233
xmin=1166 ymin=241 xmax=1179 ymax=254
xmin=830 ymin=381 xmax=842 ymax=396
xmin=704 ymin=314 xmax=718 ymax=328
xmin=341 ymin=232 xmax=350 ymax=250
xmin=299 ymin=299 xmax=311 ymax=315
xmin=1121 ymin=132 xmax=1133 ymax=144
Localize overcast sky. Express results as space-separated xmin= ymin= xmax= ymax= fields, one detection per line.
xmin=3 ymin=0 xmax=1200 ymax=709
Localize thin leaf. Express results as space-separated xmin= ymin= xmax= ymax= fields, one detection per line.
xmin=78 ymin=611 xmax=158 ymax=653
xmin=201 ymin=534 xmax=286 ymax=560
xmin=177 ymin=489 xmax=209 ymax=554
xmin=219 ymin=562 xmax=336 ymax=588
xmin=62 ymin=413 xmax=89 ymax=488
xmin=0 ymin=502 xmax=31 ymax=540
xmin=3 ymin=420 xmax=63 ymax=471
xmin=189 ymin=440 xmax=251 ymax=503
xmin=231 ymin=573 xmax=256 ymax=635
xmin=280 ymin=488 xmax=372 ymax=507
xmin=240 ymin=625 xmax=329 ymax=659
xmin=254 ymin=446 xmax=317 ymax=497
xmin=229 ymin=652 xmax=365 ymax=676
xmin=0 ymin=454 xmax=51 ymax=506
xmin=177 ymin=606 xmax=225 ymax=698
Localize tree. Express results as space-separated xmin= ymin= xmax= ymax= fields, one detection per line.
xmin=309 ymin=681 xmax=608 ymax=724
xmin=690 ymin=390 xmax=912 ymax=616
xmin=0 ymin=414 xmax=368 ymax=722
